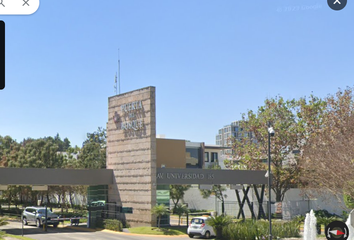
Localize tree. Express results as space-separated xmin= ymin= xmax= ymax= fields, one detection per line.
xmin=200 ymin=165 xmax=227 ymax=214
xmin=151 ymin=204 xmax=170 ymax=228
xmin=10 ymin=138 xmax=64 ymax=168
xmin=78 ymin=128 xmax=106 ymax=169
xmin=170 ymin=185 xmax=191 ymax=213
xmin=83 ymin=127 xmax=106 ymax=147
xmin=63 ymin=138 xmax=71 ymax=151
xmin=230 ymin=95 xmax=325 ymax=202
xmin=206 ymin=215 xmax=232 ymax=240
xmin=174 ymin=204 xmax=189 ymax=226
xmin=0 ymin=135 xmax=21 ymax=167
xmin=344 ymin=192 xmax=354 ymax=209
xmin=301 ymin=87 xmax=354 ymax=200
xmin=200 ymin=185 xmax=227 ymax=215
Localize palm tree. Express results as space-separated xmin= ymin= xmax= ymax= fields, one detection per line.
xmin=206 ymin=215 xmax=232 ymax=240
xmin=174 ymin=204 xmax=189 ymax=226
xmin=151 ymin=204 xmax=170 ymax=228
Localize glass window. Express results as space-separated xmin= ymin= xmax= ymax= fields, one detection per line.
xmin=186 ymin=147 xmax=202 ymax=168
xmin=191 ymin=218 xmax=204 ymax=224
xmin=26 ymin=208 xmax=34 ymax=213
xmin=122 ymin=207 xmax=133 ymax=213
xmin=38 ymin=209 xmax=54 ymax=214
xmin=211 ymin=152 xmax=218 ymax=162
xmin=205 ymin=152 xmax=209 ymax=162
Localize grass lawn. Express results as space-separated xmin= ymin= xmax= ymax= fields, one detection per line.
xmin=128 ymin=226 xmax=187 ymax=235
xmin=2 ymin=234 xmax=35 ymax=240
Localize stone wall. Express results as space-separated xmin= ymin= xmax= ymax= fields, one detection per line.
xmin=106 ymin=86 xmax=156 ymax=227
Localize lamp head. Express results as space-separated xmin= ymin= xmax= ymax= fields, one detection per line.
xmin=268 ymin=127 xmax=275 ymax=136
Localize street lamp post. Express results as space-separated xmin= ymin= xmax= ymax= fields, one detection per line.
xmin=268 ymin=123 xmax=275 ymax=240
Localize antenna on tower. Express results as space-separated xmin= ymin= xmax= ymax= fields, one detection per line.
xmin=114 ymin=72 xmax=117 ymax=95
xmin=118 ymin=49 xmax=121 ymax=94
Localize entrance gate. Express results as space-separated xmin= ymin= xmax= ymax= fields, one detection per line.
xmin=156 ymin=168 xmax=268 ymax=222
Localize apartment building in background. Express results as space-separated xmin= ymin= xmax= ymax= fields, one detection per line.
xmin=215 ymin=121 xmax=253 ymax=155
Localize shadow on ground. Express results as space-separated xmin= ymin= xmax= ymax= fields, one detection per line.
xmin=3 ymin=222 xmax=95 ymax=237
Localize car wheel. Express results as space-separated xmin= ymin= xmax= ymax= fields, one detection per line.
xmin=204 ymin=231 xmax=211 ymax=238
xmin=188 ymin=234 xmax=194 ymax=238
xmin=36 ymin=219 xmax=42 ymax=228
xmin=22 ymin=217 xmax=28 ymax=225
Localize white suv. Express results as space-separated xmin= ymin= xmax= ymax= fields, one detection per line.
xmin=187 ymin=216 xmax=215 ymax=239
xmin=22 ymin=207 xmax=60 ymax=228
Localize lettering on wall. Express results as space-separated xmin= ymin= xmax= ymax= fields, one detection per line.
xmin=114 ymin=100 xmax=145 ymax=131
xmin=157 ymin=172 xmax=215 ymax=180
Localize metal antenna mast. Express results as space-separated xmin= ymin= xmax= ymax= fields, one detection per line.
xmin=114 ymin=72 xmax=117 ymax=95
xmin=118 ymin=49 xmax=121 ymax=94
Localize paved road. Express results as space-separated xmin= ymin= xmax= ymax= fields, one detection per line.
xmin=1 ymin=221 xmax=201 ymax=240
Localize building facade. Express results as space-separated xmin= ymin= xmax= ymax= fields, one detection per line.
xmin=215 ymin=121 xmax=252 ymax=155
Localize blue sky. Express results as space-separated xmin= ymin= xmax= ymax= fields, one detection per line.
xmin=0 ymin=0 xmax=353 ymax=147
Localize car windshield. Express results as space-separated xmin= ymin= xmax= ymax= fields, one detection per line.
xmin=37 ymin=209 xmax=54 ymax=214
xmin=191 ymin=218 xmax=204 ymax=224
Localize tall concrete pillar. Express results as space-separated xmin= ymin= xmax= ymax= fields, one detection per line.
xmin=107 ymin=86 xmax=156 ymax=227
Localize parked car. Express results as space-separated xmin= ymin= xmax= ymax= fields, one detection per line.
xmin=187 ymin=216 xmax=215 ymax=239
xmin=22 ymin=206 xmax=60 ymax=228
xmin=90 ymin=200 xmax=105 ymax=207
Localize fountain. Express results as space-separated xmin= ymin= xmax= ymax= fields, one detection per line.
xmin=346 ymin=209 xmax=354 ymax=240
xmin=303 ymin=210 xmax=317 ymax=240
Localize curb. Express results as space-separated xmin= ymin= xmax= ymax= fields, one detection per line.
xmin=102 ymin=229 xmax=189 ymax=237
xmin=62 ymin=225 xmax=98 ymax=232
xmin=63 ymin=225 xmax=189 ymax=237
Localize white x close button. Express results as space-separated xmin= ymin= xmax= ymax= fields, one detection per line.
xmin=0 ymin=0 xmax=39 ymax=15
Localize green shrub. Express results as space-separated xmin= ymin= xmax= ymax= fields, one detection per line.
xmin=273 ymin=220 xmax=300 ymax=238
xmin=1 ymin=208 xmax=21 ymax=215
xmin=0 ymin=217 xmax=9 ymax=227
xmin=313 ymin=209 xmax=340 ymax=218
xmin=188 ymin=209 xmax=209 ymax=213
xmin=344 ymin=193 xmax=354 ymax=209
xmin=223 ymin=220 xmax=262 ymax=240
xmin=0 ymin=217 xmax=8 ymax=239
xmin=53 ymin=210 xmax=87 ymax=218
xmin=223 ymin=219 xmax=300 ymax=240
xmin=206 ymin=215 xmax=232 ymax=239
xmin=342 ymin=211 xmax=349 ymax=221
xmin=317 ymin=216 xmax=342 ymax=228
xmin=293 ymin=215 xmax=305 ymax=223
xmin=103 ymin=219 xmax=123 ymax=232
xmin=122 ymin=221 xmax=131 ymax=228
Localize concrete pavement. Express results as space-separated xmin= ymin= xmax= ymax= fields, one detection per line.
xmin=0 ymin=220 xmax=196 ymax=240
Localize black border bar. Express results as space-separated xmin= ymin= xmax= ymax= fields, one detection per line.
xmin=0 ymin=21 xmax=4 ymax=90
